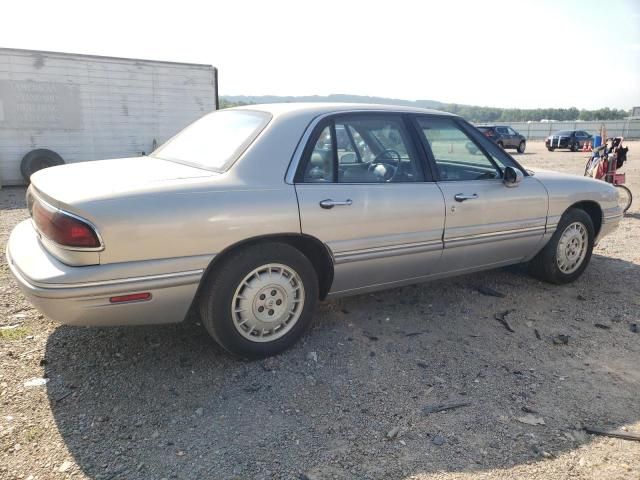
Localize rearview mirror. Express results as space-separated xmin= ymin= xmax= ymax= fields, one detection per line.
xmin=503 ymin=166 xmax=523 ymax=187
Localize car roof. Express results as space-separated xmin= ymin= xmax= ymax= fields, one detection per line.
xmin=232 ymin=102 xmax=457 ymax=118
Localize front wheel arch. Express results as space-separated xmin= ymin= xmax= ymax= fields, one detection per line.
xmin=530 ymin=207 xmax=595 ymax=283
xmin=568 ymin=201 xmax=602 ymax=238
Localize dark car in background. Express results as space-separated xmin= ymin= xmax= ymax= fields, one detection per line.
xmin=546 ymin=130 xmax=593 ymax=152
xmin=476 ymin=125 xmax=527 ymax=153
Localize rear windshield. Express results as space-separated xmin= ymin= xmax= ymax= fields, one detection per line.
xmin=555 ymin=130 xmax=573 ymax=135
xmin=152 ymin=110 xmax=271 ymax=171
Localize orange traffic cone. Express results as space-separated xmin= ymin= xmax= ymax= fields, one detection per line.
xmin=587 ymin=142 xmax=592 ymax=152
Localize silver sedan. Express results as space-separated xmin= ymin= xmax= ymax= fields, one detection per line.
xmin=6 ymin=104 xmax=623 ymax=357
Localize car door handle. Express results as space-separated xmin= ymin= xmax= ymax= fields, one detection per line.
xmin=319 ymin=198 xmax=353 ymax=209
xmin=454 ymin=193 xmax=478 ymax=202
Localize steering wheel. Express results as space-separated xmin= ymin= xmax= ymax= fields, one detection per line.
xmin=368 ymin=149 xmax=402 ymax=181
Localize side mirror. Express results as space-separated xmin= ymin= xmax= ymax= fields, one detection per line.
xmin=503 ymin=166 xmax=523 ymax=187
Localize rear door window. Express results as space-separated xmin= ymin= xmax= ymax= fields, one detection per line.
xmin=300 ymin=115 xmax=425 ymax=183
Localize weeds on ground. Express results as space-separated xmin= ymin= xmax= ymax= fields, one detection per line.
xmin=0 ymin=326 xmax=31 ymax=341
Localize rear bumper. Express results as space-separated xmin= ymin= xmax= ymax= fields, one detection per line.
xmin=6 ymin=220 xmax=206 ymax=327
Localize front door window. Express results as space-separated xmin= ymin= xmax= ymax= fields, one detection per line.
xmin=416 ymin=117 xmax=502 ymax=181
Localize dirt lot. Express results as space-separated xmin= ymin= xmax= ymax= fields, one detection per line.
xmin=1 ymin=142 xmax=639 ymax=480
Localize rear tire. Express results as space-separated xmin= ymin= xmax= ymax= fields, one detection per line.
xmin=570 ymin=142 xmax=579 ymax=152
xmin=20 ymin=149 xmax=64 ymax=182
xmin=199 ymin=242 xmax=319 ymax=358
xmin=517 ymin=141 xmax=526 ymax=154
xmin=528 ymin=208 xmax=594 ymax=284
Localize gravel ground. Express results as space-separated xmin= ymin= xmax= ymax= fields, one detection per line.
xmin=1 ymin=142 xmax=639 ymax=480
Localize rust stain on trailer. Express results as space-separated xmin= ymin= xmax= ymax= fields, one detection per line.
xmin=32 ymin=54 xmax=45 ymax=69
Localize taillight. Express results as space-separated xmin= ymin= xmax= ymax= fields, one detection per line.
xmin=31 ymin=197 xmax=101 ymax=249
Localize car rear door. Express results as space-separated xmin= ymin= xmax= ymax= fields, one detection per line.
xmin=294 ymin=113 xmax=445 ymax=295
xmin=413 ymin=115 xmax=548 ymax=273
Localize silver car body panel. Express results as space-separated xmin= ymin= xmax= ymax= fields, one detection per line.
xmin=7 ymin=221 xmax=204 ymax=326
xmin=6 ymin=103 xmax=623 ymax=326
xmin=296 ymin=182 xmax=445 ymax=293
xmin=531 ymin=169 xmax=621 ymax=240
xmin=435 ymin=176 xmax=549 ymax=272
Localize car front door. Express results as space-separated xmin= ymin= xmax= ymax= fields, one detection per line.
xmin=294 ymin=114 xmax=445 ymax=295
xmin=507 ymin=127 xmax=521 ymax=148
xmin=413 ymin=116 xmax=548 ymax=273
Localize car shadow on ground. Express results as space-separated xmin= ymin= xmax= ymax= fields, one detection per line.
xmin=44 ymin=253 xmax=640 ymax=479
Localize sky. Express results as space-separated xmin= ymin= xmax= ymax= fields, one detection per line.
xmin=2 ymin=0 xmax=639 ymax=110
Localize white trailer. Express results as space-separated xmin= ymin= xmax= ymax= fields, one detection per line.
xmin=0 ymin=48 xmax=218 ymax=186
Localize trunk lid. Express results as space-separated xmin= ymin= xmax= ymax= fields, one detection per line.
xmin=30 ymin=156 xmax=216 ymax=207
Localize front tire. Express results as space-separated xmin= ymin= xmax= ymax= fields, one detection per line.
xmin=529 ymin=208 xmax=594 ymax=284
xmin=199 ymin=242 xmax=319 ymax=358
xmin=517 ymin=141 xmax=526 ymax=154
xmin=497 ymin=141 xmax=504 ymax=149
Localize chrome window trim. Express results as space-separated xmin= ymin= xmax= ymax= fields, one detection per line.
xmin=285 ymin=109 xmax=440 ymax=185
xmin=30 ymin=190 xmax=106 ymax=252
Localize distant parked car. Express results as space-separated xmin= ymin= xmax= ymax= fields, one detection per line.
xmin=546 ymin=130 xmax=593 ymax=152
xmin=7 ymin=104 xmax=622 ymax=358
xmin=476 ymin=125 xmax=527 ymax=153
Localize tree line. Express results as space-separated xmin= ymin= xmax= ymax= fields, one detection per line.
xmin=440 ymin=105 xmax=629 ymax=122
xmin=219 ymin=98 xmax=631 ymax=122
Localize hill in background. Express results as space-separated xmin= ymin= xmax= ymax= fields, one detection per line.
xmin=222 ymin=94 xmax=443 ymax=110
xmin=220 ymin=94 xmax=630 ymax=122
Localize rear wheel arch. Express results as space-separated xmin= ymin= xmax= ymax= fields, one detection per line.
xmin=197 ymin=234 xmax=334 ymax=302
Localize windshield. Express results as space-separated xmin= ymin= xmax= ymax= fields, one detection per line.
xmin=152 ymin=110 xmax=271 ymax=171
